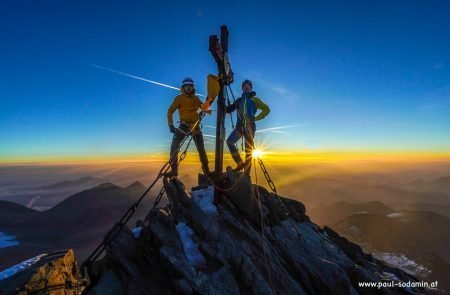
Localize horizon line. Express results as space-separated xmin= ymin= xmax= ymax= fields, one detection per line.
xmin=1 ymin=150 xmax=450 ymax=165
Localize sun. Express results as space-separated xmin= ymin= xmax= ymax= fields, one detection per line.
xmin=252 ymin=148 xmax=265 ymax=159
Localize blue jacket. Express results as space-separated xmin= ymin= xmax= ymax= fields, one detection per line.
xmin=226 ymin=92 xmax=270 ymax=129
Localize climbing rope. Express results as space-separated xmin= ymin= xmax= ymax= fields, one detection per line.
xmin=204 ymin=170 xmax=249 ymax=192
xmin=226 ymin=86 xmax=245 ymax=152
xmin=225 ymin=87 xmax=235 ymax=130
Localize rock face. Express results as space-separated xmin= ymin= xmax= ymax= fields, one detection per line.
xmin=85 ymin=173 xmax=432 ymax=294
xmin=0 ymin=250 xmax=84 ymax=295
xmin=23 ymin=249 xmax=80 ymax=294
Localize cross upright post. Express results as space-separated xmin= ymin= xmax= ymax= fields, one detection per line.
xmin=209 ymin=25 xmax=233 ymax=202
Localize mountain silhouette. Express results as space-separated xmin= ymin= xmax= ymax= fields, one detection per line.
xmin=388 ymin=202 xmax=450 ymax=217
xmin=394 ymin=175 xmax=450 ymax=194
xmin=0 ymin=176 xmax=110 ymax=211
xmin=0 ymin=200 xmax=38 ymax=227
xmin=0 ymin=181 xmax=157 ymax=270
xmin=40 ymin=176 xmax=107 ymax=190
xmin=309 ymin=200 xmax=394 ymax=225
xmin=332 ymin=210 xmax=450 ymax=292
xmin=282 ymin=176 xmax=450 ymax=209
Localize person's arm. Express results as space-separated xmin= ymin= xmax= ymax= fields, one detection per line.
xmin=200 ymin=97 xmax=214 ymax=113
xmin=167 ymin=96 xmax=180 ymax=126
xmin=252 ymin=97 xmax=270 ymax=121
xmin=226 ymin=101 xmax=237 ymax=113
xmin=196 ymin=96 xmax=211 ymax=114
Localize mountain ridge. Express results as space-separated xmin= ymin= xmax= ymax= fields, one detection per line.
xmin=83 ymin=174 xmax=432 ymax=294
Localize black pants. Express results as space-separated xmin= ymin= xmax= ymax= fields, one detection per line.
xmin=226 ymin=124 xmax=255 ymax=173
xmin=169 ymin=123 xmax=209 ymax=174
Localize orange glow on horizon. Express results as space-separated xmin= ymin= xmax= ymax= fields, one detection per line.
xmin=1 ymin=150 xmax=450 ymax=165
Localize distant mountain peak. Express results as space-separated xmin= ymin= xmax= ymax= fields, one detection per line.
xmin=409 ymin=178 xmax=427 ymax=185
xmin=126 ymin=180 xmax=146 ymax=190
xmin=41 ymin=176 xmax=107 ymax=190
xmin=433 ymin=175 xmax=450 ymax=184
xmin=78 ymin=176 xmax=104 ymax=183
xmin=92 ymin=183 xmax=120 ymax=190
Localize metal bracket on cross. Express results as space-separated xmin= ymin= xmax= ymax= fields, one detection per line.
xmin=209 ymin=26 xmax=234 ymax=85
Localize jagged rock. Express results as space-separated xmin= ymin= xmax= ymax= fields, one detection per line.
xmin=85 ymin=174 xmax=434 ymax=294
xmin=25 ymin=249 xmax=78 ymax=294
xmin=0 ymin=250 xmax=83 ymax=295
xmin=90 ymin=269 xmax=125 ymax=295
xmin=223 ymin=167 xmax=266 ymax=226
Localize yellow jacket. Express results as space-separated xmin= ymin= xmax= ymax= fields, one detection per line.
xmin=167 ymin=89 xmax=203 ymax=125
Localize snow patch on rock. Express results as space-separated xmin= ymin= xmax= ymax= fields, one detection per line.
xmin=191 ymin=186 xmax=217 ymax=214
xmin=176 ymin=222 xmax=206 ymax=267
xmin=374 ymin=253 xmax=432 ymax=278
xmin=0 ymin=254 xmax=47 ymax=281
xmin=0 ymin=232 xmax=19 ymax=248
xmin=387 ymin=212 xmax=403 ymax=218
xmin=381 ymin=271 xmax=401 ymax=281
xmin=132 ymin=226 xmax=143 ymax=238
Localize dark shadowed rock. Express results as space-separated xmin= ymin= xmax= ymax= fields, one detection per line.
xmin=84 ymin=173 xmax=435 ymax=294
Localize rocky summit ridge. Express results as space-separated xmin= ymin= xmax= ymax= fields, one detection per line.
xmin=84 ymin=171 xmax=431 ymax=295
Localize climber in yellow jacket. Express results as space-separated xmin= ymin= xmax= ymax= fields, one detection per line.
xmin=166 ymin=77 xmax=210 ymax=177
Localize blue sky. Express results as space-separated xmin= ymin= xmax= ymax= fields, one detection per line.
xmin=1 ymin=0 xmax=449 ymax=161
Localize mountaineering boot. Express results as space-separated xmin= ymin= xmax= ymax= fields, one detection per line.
xmin=233 ymin=161 xmax=246 ymax=172
xmin=201 ymin=161 xmax=210 ymax=174
xmin=164 ymin=170 xmax=178 ymax=178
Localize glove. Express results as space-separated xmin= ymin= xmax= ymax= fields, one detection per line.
xmin=169 ymin=125 xmax=175 ymax=133
xmin=242 ymin=91 xmax=256 ymax=98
